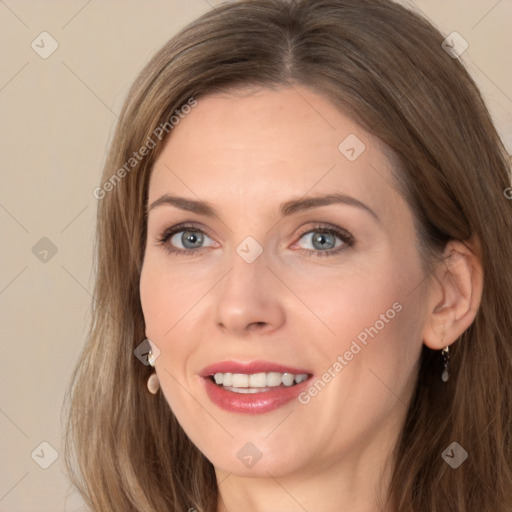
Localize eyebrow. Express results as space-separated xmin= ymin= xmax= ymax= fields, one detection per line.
xmin=147 ymin=192 xmax=379 ymax=221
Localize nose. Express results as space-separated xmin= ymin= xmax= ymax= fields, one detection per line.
xmin=214 ymin=249 xmax=286 ymax=337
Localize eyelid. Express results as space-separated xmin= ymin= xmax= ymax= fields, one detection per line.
xmin=155 ymin=221 xmax=355 ymax=257
xmin=294 ymin=223 xmax=353 ymax=245
xmin=155 ymin=221 xmax=216 ymax=247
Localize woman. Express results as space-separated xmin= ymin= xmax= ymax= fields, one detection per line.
xmin=63 ymin=0 xmax=512 ymax=510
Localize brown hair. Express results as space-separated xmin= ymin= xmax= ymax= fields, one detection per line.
xmin=62 ymin=0 xmax=512 ymax=510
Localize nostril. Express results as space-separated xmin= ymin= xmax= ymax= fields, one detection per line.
xmin=248 ymin=321 xmax=268 ymax=330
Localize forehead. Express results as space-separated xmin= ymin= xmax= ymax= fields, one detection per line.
xmin=149 ymin=86 xmax=403 ymax=222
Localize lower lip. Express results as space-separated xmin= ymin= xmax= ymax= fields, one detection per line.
xmin=203 ymin=376 xmax=312 ymax=414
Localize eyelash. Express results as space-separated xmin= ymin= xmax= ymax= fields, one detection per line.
xmin=155 ymin=222 xmax=355 ymax=258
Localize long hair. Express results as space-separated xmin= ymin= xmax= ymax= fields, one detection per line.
xmin=62 ymin=0 xmax=512 ymax=510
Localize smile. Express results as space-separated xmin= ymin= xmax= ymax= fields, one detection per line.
xmin=210 ymin=371 xmax=309 ymax=393
xmin=200 ymin=361 xmax=314 ymax=414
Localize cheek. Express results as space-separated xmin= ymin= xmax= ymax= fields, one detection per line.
xmin=292 ymin=272 xmax=424 ymax=447
xmin=301 ymin=256 xmax=424 ymax=386
xmin=139 ymin=259 xmax=204 ymax=338
xmin=139 ymin=262 xmax=202 ymax=413
xmin=140 ymin=264 xmax=167 ymax=337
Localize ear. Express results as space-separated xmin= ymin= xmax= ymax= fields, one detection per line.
xmin=422 ymin=238 xmax=484 ymax=350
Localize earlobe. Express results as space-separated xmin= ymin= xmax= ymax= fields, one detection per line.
xmin=422 ymin=239 xmax=483 ymax=350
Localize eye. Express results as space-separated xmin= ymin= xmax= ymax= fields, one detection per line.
xmin=155 ymin=222 xmax=354 ymax=258
xmin=155 ymin=223 xmax=215 ymax=256
xmin=293 ymin=224 xmax=354 ymax=257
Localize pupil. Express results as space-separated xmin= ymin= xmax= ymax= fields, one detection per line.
xmin=313 ymin=232 xmax=334 ymax=250
xmin=183 ymin=231 xmax=203 ymax=248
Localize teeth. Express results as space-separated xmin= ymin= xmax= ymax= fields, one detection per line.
xmin=249 ymin=373 xmax=267 ymax=387
xmin=266 ymin=372 xmax=282 ymax=386
xmin=231 ymin=374 xmax=249 ymax=387
xmin=212 ymin=371 xmax=309 ymax=389
xmin=282 ymin=373 xmax=295 ymax=386
xmin=294 ymin=373 xmax=308 ymax=384
xmin=223 ymin=386 xmax=268 ymax=394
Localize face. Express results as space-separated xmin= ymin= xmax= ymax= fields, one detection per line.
xmin=139 ymin=85 xmax=430 ymax=480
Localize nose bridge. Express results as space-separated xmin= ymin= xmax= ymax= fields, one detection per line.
xmin=221 ymin=240 xmax=268 ymax=302
xmin=214 ymin=238 xmax=286 ymax=334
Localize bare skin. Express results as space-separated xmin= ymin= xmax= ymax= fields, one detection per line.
xmin=139 ymin=85 xmax=483 ymax=512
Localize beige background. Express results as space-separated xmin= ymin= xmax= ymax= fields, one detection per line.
xmin=0 ymin=1 xmax=510 ymax=510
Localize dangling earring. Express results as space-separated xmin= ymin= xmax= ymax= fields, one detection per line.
xmin=441 ymin=346 xmax=450 ymax=382
xmin=147 ymin=348 xmax=160 ymax=394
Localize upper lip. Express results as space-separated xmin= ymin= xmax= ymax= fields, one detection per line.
xmin=199 ymin=360 xmax=312 ymax=377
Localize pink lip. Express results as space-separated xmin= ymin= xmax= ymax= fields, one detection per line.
xmin=199 ymin=360 xmax=313 ymax=415
xmin=199 ymin=360 xmax=311 ymax=377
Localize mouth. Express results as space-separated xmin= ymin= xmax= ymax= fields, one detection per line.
xmin=207 ymin=371 xmax=310 ymax=393
xmin=200 ymin=361 xmax=314 ymax=414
